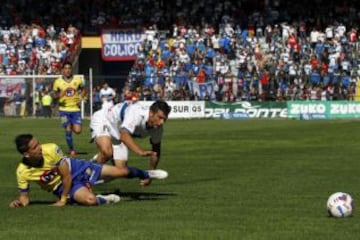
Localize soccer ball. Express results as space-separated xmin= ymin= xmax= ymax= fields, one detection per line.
xmin=327 ymin=192 xmax=354 ymax=218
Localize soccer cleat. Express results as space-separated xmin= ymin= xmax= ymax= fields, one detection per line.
xmin=146 ymin=169 xmax=168 ymax=179
xmin=96 ymin=194 xmax=121 ymax=204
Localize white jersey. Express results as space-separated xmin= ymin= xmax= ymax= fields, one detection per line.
xmin=90 ymin=102 xmax=163 ymax=143
xmin=99 ymin=87 xmax=116 ymax=107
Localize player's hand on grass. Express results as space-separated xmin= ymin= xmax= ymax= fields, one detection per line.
xmin=52 ymin=200 xmax=67 ymax=207
xmin=140 ymin=178 xmax=152 ymax=187
xmin=9 ymin=199 xmax=23 ymax=208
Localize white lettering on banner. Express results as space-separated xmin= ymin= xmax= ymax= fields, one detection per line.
xmin=205 ymin=108 xmax=228 ymax=118
xmin=102 ymin=29 xmax=145 ymax=60
xmin=172 ymin=105 xmax=189 ymax=113
xmin=103 ymin=43 xmax=140 ymax=57
xmin=290 ymin=104 xmax=326 ymax=114
xmin=103 ymin=30 xmax=145 ymax=43
xmin=206 ymin=108 xmax=287 ymax=118
xmin=331 ymin=104 xmax=360 ymax=114
xmin=107 ymin=31 xmax=143 ymax=43
xmin=238 ymin=108 xmax=284 ymax=118
xmin=139 ymin=101 xmax=205 ymax=119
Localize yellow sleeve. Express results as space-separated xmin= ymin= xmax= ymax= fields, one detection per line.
xmin=45 ymin=143 xmax=64 ymax=165
xmin=53 ymin=144 xmax=64 ymax=162
xmin=16 ymin=165 xmax=30 ymax=191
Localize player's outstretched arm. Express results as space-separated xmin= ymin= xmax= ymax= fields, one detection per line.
xmin=120 ymin=130 xmax=154 ymax=157
xmin=52 ymin=159 xmax=72 ymax=207
xmin=140 ymin=143 xmax=160 ymax=187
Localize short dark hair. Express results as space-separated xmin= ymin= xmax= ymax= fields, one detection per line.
xmin=62 ymin=61 xmax=72 ymax=69
xmin=15 ymin=134 xmax=33 ymax=154
xmin=150 ymin=100 xmax=171 ymax=117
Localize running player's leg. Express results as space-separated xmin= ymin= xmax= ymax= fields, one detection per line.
xmin=94 ymin=136 xmax=113 ymax=164
xmin=59 ymin=111 xmax=75 ymax=155
xmin=71 ymin=111 xmax=82 ymax=134
xmin=69 ymin=111 xmax=82 ymax=156
xmin=90 ymin=110 xmax=113 ymax=163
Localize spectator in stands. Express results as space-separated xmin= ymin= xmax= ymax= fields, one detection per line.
xmin=164 ymin=76 xmax=176 ymax=100
xmin=1 ymin=0 xmax=360 ymax=102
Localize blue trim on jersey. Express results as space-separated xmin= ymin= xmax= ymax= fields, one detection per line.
xmin=19 ymin=188 xmax=29 ymax=193
xmin=120 ymin=102 xmax=129 ymax=122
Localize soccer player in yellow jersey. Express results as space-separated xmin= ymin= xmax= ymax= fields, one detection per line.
xmin=9 ymin=134 xmax=168 ymax=208
xmin=52 ymin=61 xmax=86 ymax=157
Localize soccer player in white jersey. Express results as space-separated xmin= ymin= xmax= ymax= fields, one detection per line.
xmin=99 ymin=82 xmax=116 ymax=108
xmin=90 ymin=100 xmax=171 ymax=186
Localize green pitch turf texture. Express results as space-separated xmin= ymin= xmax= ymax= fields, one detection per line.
xmin=0 ymin=118 xmax=359 ymax=240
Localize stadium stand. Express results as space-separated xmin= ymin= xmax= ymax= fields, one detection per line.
xmin=1 ymin=0 xmax=360 ymax=107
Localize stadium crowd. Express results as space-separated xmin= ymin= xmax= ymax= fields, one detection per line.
xmin=1 ymin=0 xmax=360 ymax=113
xmin=122 ymin=1 xmax=360 ymax=102
xmin=0 ymin=22 xmax=80 ymax=75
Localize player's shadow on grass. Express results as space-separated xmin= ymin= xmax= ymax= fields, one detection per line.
xmin=105 ymin=189 xmax=177 ymax=201
xmin=29 ymin=191 xmax=176 ymax=205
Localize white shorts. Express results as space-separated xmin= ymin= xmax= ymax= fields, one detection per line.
xmin=90 ymin=109 xmax=120 ymax=140
xmin=90 ymin=109 xmax=128 ymax=162
xmin=112 ymin=143 xmax=129 ymax=161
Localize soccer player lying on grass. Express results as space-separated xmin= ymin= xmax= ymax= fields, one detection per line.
xmin=9 ymin=134 xmax=168 ymax=208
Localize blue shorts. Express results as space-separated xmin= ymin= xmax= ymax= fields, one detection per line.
xmin=59 ymin=111 xmax=82 ymax=127
xmin=53 ymin=158 xmax=103 ymax=203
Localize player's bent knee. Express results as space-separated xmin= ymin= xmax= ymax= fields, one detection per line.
xmin=100 ymin=148 xmax=113 ymax=159
xmin=73 ymin=187 xmax=97 ymax=206
xmin=72 ymin=125 xmax=82 ymax=134
xmin=73 ymin=129 xmax=82 ymax=134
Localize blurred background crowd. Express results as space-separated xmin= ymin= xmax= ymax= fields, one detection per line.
xmin=1 ymin=0 xmax=360 ymax=116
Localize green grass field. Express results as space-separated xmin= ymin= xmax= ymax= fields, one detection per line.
xmin=0 ymin=117 xmax=359 ymax=240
